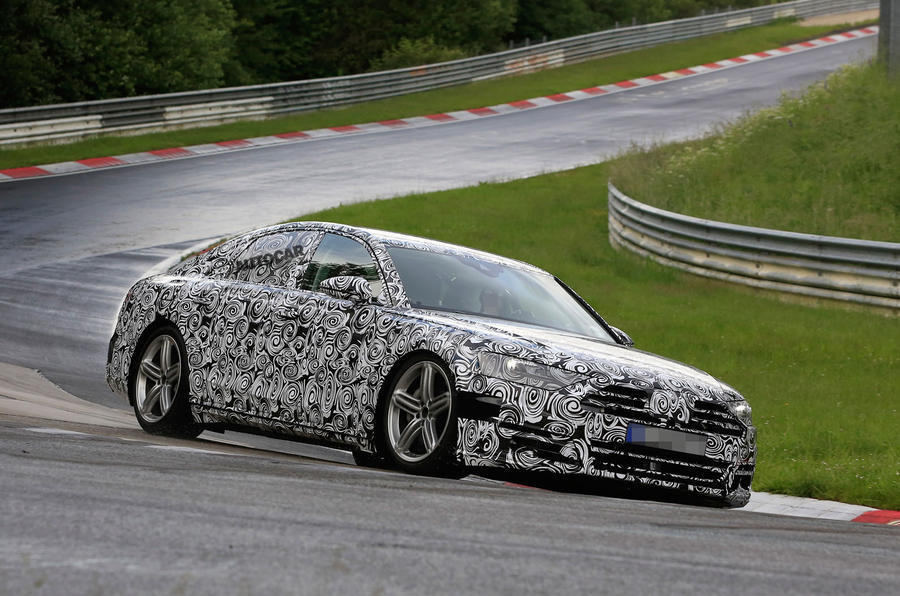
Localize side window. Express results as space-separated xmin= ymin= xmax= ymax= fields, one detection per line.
xmin=230 ymin=230 xmax=318 ymax=286
xmin=302 ymin=233 xmax=383 ymax=298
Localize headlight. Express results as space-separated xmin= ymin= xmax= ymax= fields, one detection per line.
xmin=726 ymin=399 xmax=753 ymax=426
xmin=720 ymin=383 xmax=752 ymax=426
xmin=476 ymin=353 xmax=586 ymax=391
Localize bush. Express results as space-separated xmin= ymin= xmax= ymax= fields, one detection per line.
xmin=369 ymin=37 xmax=469 ymax=71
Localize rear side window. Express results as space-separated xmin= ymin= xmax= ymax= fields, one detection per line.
xmin=231 ymin=230 xmax=318 ymax=286
xmin=301 ymin=233 xmax=383 ymax=298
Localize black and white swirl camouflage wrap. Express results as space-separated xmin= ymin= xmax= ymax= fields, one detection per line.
xmin=108 ymin=222 xmax=755 ymax=505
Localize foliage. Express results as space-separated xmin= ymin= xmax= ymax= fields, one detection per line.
xmin=4 ymin=0 xmax=786 ymax=107
xmin=611 ymin=61 xmax=900 ymax=242
xmin=369 ymin=37 xmax=469 ymax=71
xmin=510 ymin=0 xmax=771 ymax=41
xmin=0 ymin=0 xmax=236 ymax=107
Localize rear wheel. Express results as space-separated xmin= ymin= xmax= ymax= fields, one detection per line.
xmin=382 ymin=355 xmax=462 ymax=476
xmin=130 ymin=325 xmax=201 ymax=438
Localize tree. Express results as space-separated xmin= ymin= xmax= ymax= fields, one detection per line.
xmin=513 ymin=0 xmax=604 ymax=42
xmin=0 ymin=0 xmax=236 ymax=108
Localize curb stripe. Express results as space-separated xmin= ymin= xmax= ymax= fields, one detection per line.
xmin=1 ymin=166 xmax=52 ymax=179
xmin=0 ymin=26 xmax=878 ymax=183
xmin=852 ymin=510 xmax=900 ymax=525
xmin=330 ymin=125 xmax=361 ymax=133
xmin=149 ymin=148 xmax=192 ymax=158
xmin=76 ymin=156 xmax=125 ymax=167
xmin=215 ymin=139 xmax=251 ymax=148
xmin=275 ymin=131 xmax=309 ymax=139
xmin=378 ymin=119 xmax=409 ymax=127
xmin=425 ymin=113 xmax=456 ymax=122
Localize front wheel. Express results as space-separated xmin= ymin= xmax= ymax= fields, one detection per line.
xmin=130 ymin=325 xmax=201 ymax=438
xmin=382 ymin=355 xmax=462 ymax=476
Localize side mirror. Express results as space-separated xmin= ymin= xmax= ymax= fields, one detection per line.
xmin=319 ymin=275 xmax=374 ymax=303
xmin=610 ymin=326 xmax=634 ymax=347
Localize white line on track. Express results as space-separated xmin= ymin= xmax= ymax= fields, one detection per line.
xmin=25 ymin=427 xmax=90 ymax=436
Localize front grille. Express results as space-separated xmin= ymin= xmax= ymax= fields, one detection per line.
xmin=581 ymin=385 xmax=745 ymax=438
xmin=690 ymin=400 xmax=744 ymax=437
xmin=590 ymin=440 xmax=728 ymax=488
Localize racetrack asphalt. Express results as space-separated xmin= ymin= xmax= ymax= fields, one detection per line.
xmin=2 ymin=418 xmax=898 ymax=595
xmin=1 ymin=34 xmax=896 ymax=594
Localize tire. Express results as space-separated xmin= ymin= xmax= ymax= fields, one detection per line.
xmin=129 ymin=324 xmax=201 ymax=438
xmin=351 ymin=448 xmax=391 ymax=469
xmin=380 ymin=354 xmax=462 ymax=476
xmin=719 ymin=486 xmax=751 ymax=508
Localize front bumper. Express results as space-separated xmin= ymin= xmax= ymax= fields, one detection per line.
xmin=456 ymin=381 xmax=756 ymax=502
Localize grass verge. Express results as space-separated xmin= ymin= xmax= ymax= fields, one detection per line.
xmin=611 ymin=61 xmax=899 ymax=242
xmin=287 ymin=163 xmax=899 ymax=509
xmin=0 ymin=19 xmax=872 ymax=171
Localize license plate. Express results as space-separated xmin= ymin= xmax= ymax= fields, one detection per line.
xmin=626 ymin=423 xmax=707 ymax=456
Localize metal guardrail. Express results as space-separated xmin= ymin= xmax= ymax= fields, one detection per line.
xmin=0 ymin=0 xmax=878 ymax=146
xmin=607 ymin=183 xmax=899 ymax=309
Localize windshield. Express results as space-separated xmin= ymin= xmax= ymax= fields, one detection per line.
xmin=387 ymin=246 xmax=614 ymax=342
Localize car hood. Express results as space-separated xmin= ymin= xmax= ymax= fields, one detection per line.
xmin=412 ymin=309 xmax=727 ymax=395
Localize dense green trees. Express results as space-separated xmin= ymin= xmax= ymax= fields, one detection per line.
xmin=1 ymin=0 xmax=235 ymax=107
xmin=226 ymin=0 xmax=517 ymax=78
xmin=514 ymin=1 xmax=770 ymax=42
xmin=1 ymin=0 xmax=773 ymax=108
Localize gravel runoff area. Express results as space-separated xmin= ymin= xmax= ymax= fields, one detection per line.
xmin=801 ymin=9 xmax=878 ymax=26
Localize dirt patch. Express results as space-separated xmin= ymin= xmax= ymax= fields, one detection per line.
xmin=800 ymin=9 xmax=878 ymax=27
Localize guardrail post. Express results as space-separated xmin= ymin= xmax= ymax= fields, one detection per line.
xmin=881 ymin=0 xmax=900 ymax=75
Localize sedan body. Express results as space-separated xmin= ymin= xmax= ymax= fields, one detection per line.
xmin=107 ymin=222 xmax=755 ymax=506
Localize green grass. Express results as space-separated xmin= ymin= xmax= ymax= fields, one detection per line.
xmin=0 ymin=19 xmax=871 ymax=171
xmin=287 ymin=163 xmax=899 ymax=509
xmin=611 ymin=61 xmax=900 ymax=242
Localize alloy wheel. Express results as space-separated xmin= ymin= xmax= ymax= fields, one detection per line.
xmin=386 ymin=360 xmax=452 ymax=463
xmin=135 ymin=334 xmax=182 ymax=423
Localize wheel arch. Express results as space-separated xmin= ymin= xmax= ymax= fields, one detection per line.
xmin=365 ymin=348 xmax=454 ymax=454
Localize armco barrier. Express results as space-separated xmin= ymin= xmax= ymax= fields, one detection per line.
xmin=607 ymin=183 xmax=899 ymax=309
xmin=0 ymin=0 xmax=878 ymax=146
